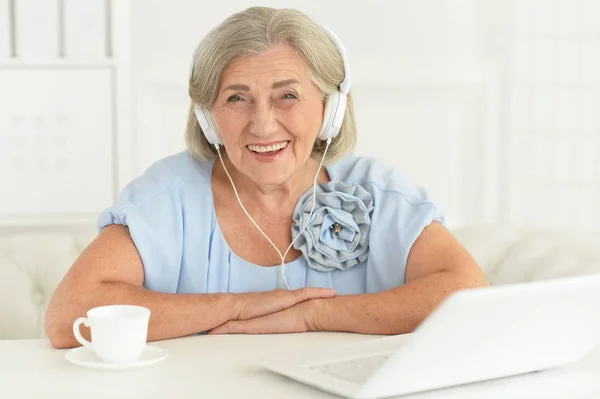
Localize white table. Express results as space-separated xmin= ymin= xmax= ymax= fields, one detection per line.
xmin=2 ymin=332 xmax=600 ymax=398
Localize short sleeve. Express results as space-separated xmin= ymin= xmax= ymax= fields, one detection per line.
xmin=330 ymin=155 xmax=446 ymax=291
xmin=365 ymin=186 xmax=445 ymax=291
xmin=97 ymin=164 xmax=184 ymax=293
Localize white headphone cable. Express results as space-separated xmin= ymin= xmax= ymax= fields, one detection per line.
xmin=215 ymin=138 xmax=332 ymax=290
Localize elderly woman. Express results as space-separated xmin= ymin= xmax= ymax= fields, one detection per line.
xmin=45 ymin=6 xmax=488 ymax=348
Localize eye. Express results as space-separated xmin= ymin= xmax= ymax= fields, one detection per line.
xmin=281 ymin=93 xmax=298 ymax=100
xmin=227 ymin=95 xmax=244 ymax=102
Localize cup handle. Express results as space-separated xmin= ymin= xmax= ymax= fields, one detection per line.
xmin=73 ymin=317 xmax=92 ymax=348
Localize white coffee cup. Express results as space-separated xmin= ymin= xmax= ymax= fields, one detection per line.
xmin=72 ymin=305 xmax=151 ymax=364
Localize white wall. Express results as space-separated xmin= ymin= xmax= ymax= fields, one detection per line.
xmin=1 ymin=0 xmax=599 ymax=233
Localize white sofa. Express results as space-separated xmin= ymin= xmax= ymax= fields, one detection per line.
xmin=1 ymin=225 xmax=599 ymax=340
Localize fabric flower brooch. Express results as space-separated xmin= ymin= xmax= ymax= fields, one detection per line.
xmin=291 ymin=181 xmax=374 ymax=272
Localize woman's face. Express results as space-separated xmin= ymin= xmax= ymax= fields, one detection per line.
xmin=211 ymin=43 xmax=325 ymax=187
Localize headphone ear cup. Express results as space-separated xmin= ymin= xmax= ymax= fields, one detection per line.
xmin=317 ymin=94 xmax=335 ymax=141
xmin=331 ymin=92 xmax=347 ymax=138
xmin=194 ymin=106 xmax=222 ymax=146
xmin=317 ymin=91 xmax=346 ymax=141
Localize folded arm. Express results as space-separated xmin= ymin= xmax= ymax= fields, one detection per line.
xmin=44 ymin=225 xmax=236 ymax=348
xmin=45 ymin=225 xmax=335 ymax=348
xmin=309 ymin=222 xmax=489 ymax=334
xmin=209 ymin=222 xmax=489 ymax=335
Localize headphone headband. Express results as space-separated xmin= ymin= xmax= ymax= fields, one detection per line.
xmin=319 ymin=26 xmax=351 ymax=94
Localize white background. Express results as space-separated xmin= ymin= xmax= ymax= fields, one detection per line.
xmin=0 ymin=0 xmax=599 ymax=233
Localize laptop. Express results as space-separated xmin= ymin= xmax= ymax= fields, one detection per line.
xmin=255 ymin=273 xmax=600 ymax=398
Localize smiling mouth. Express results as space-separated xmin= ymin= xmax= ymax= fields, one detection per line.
xmin=246 ymin=140 xmax=289 ymax=155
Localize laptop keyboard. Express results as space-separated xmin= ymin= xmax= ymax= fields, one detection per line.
xmin=308 ymin=353 xmax=393 ymax=384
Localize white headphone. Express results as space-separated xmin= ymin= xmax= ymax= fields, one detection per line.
xmin=190 ymin=25 xmax=352 ymax=147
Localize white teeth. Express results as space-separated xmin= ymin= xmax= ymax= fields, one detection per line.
xmin=248 ymin=141 xmax=288 ymax=153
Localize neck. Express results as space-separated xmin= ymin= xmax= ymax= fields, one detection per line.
xmin=216 ymin=156 xmax=329 ymax=221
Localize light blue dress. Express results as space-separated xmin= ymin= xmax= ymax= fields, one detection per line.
xmin=97 ymin=151 xmax=445 ymax=295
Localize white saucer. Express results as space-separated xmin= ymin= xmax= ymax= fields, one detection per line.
xmin=65 ymin=345 xmax=168 ymax=370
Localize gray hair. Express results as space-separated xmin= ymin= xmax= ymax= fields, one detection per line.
xmin=186 ymin=6 xmax=356 ymax=164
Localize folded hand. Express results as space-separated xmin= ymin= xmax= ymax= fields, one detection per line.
xmin=231 ymin=287 xmax=335 ymax=321
xmin=210 ymin=299 xmax=319 ymax=335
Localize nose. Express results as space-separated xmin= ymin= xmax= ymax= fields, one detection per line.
xmin=248 ymin=101 xmax=278 ymax=138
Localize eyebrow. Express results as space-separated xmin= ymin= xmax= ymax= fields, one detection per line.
xmin=222 ymin=79 xmax=300 ymax=92
xmin=271 ymin=79 xmax=300 ymax=89
xmin=222 ymin=84 xmax=250 ymax=92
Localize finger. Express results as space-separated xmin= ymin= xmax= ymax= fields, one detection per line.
xmin=254 ymin=288 xmax=334 ymax=317
xmin=295 ymin=287 xmax=337 ymax=300
xmin=207 ymin=322 xmax=231 ymax=335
